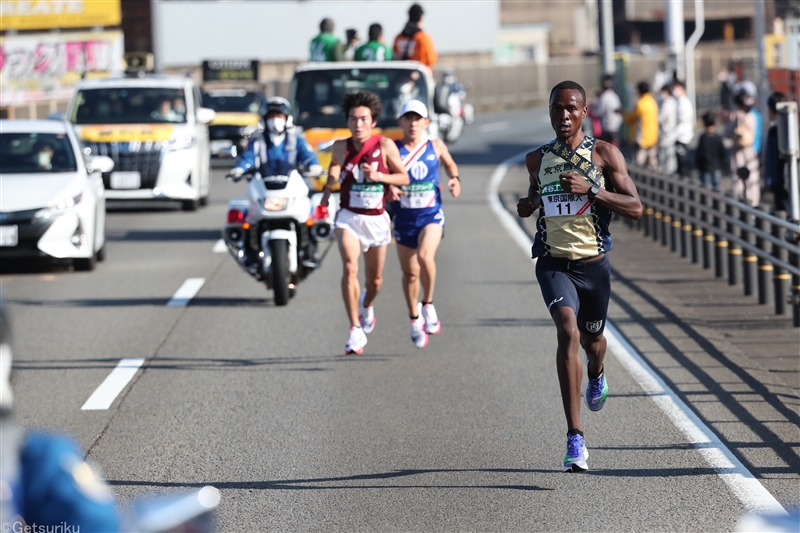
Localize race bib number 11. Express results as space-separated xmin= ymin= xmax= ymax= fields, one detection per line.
xmin=543 ymin=192 xmax=591 ymax=217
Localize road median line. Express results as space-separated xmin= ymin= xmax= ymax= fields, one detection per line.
xmin=166 ymin=278 xmax=206 ymax=307
xmin=81 ymin=359 xmax=145 ymax=410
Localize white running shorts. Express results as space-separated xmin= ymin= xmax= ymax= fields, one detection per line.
xmin=334 ymin=208 xmax=392 ymax=252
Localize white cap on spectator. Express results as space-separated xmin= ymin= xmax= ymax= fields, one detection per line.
xmin=397 ymin=99 xmax=428 ymax=119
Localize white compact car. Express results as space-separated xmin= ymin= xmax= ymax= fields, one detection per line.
xmin=0 ymin=120 xmax=113 ymax=270
xmin=66 ymin=75 xmax=215 ymax=211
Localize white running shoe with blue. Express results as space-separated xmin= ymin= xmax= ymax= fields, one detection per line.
xmin=563 ymin=433 xmax=589 ymax=472
xmin=359 ymin=289 xmax=376 ymax=334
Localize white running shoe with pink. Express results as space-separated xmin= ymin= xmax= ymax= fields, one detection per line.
xmin=359 ymin=289 xmax=376 ymax=334
xmin=421 ymin=303 xmax=441 ymax=335
xmin=345 ymin=326 xmax=367 ymax=355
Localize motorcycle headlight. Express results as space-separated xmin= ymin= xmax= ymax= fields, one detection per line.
xmin=168 ymin=135 xmax=195 ymax=151
xmin=263 ymin=197 xmax=288 ymax=211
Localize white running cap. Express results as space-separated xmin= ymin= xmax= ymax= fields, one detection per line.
xmin=397 ymin=99 xmax=428 ymax=119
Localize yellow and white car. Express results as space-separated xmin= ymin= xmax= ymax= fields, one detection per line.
xmin=202 ymin=89 xmax=265 ymax=160
xmin=66 ymin=75 xmax=215 ymax=211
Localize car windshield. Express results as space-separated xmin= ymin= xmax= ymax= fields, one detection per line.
xmin=0 ymin=133 xmax=78 ymax=174
xmin=291 ymin=67 xmax=429 ymax=129
xmin=203 ymin=91 xmax=263 ymax=113
xmin=71 ymin=87 xmax=188 ymax=124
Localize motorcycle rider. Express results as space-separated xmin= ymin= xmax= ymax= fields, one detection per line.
xmin=0 ymin=307 xmax=120 ymax=530
xmin=228 ymin=97 xmax=323 ymax=267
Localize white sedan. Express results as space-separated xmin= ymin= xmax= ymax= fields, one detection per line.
xmin=0 ymin=120 xmax=113 ymax=271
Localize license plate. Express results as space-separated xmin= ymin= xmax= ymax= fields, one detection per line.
xmin=0 ymin=225 xmax=18 ymax=247
xmin=211 ymin=140 xmax=233 ymax=152
xmin=110 ymin=171 xmax=141 ymax=189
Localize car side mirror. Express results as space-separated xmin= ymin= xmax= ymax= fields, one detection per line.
xmin=196 ymin=107 xmax=216 ymax=125
xmin=88 ymin=155 xmax=115 ymax=174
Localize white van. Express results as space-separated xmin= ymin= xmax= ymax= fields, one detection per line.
xmin=66 ymin=75 xmax=215 ymax=211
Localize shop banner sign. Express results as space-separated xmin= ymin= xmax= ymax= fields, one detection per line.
xmin=0 ymin=0 xmax=121 ymax=31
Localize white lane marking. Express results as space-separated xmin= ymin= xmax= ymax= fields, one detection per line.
xmin=488 ymin=150 xmax=788 ymax=516
xmin=604 ymin=322 xmax=787 ymax=515
xmin=81 ymin=358 xmax=145 ymax=410
xmin=166 ymin=278 xmax=205 ymax=307
xmin=212 ymin=238 xmax=227 ymax=253
xmin=479 ymin=121 xmax=510 ymax=133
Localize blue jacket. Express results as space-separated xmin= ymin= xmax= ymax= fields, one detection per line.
xmin=9 ymin=431 xmax=120 ymax=531
xmin=235 ymin=129 xmax=318 ymax=176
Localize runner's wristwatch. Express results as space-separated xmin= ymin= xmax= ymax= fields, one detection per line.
xmin=588 ymin=185 xmax=600 ymax=200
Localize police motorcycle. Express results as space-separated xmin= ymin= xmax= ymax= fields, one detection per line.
xmin=223 ymin=98 xmax=335 ymax=306
xmin=434 ymin=69 xmax=474 ymax=144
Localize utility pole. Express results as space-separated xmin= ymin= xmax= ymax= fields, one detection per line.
xmin=665 ymin=0 xmax=685 ymax=79
xmin=754 ymin=0 xmax=770 ymax=145
xmin=601 ymin=0 xmax=615 ymax=75
xmin=685 ymin=0 xmax=705 ymax=108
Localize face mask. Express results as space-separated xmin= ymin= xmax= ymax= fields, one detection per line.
xmin=267 ymin=117 xmax=286 ymax=133
xmin=38 ymin=152 xmax=52 ymax=167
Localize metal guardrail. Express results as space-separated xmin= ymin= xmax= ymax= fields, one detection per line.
xmin=626 ymin=165 xmax=800 ymax=327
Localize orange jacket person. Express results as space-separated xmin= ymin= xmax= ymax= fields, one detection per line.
xmin=393 ymin=3 xmax=438 ymax=68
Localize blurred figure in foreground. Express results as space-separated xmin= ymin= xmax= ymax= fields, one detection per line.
xmin=356 ymin=23 xmax=393 ymax=61
xmin=0 ymin=308 xmax=120 ymax=530
xmin=394 ymin=3 xmax=437 ymax=68
xmin=310 ymin=18 xmax=344 ymax=62
xmin=695 ymin=111 xmax=726 ymax=192
xmin=622 ymin=81 xmax=659 ymax=169
xmin=726 ymin=91 xmax=761 ymax=206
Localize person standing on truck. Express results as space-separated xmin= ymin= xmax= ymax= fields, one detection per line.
xmin=310 ymin=18 xmax=344 ymax=62
xmin=393 ymin=4 xmax=437 ymax=69
xmin=356 ymin=24 xmax=393 ymax=62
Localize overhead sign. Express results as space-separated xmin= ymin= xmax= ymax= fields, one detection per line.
xmin=0 ymin=0 xmax=121 ymax=32
xmin=202 ymin=60 xmax=259 ymax=82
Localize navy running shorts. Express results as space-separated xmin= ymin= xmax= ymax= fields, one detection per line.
xmin=535 ymin=253 xmax=611 ymax=336
xmin=393 ymin=209 xmax=445 ymax=249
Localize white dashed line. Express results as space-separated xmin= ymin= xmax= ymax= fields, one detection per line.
xmin=479 ymin=121 xmax=510 ymax=133
xmin=489 ymin=150 xmax=787 ymax=516
xmin=166 ymin=278 xmax=205 ymax=307
xmin=81 ymin=358 xmax=145 ymax=410
xmin=213 ymin=239 xmax=227 ymax=253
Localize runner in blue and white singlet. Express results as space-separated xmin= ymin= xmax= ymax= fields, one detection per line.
xmin=389 ymin=100 xmax=461 ymax=349
xmin=391 ymin=134 xmax=444 ymax=246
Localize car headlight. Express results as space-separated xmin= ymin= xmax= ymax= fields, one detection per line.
xmin=263 ymin=197 xmax=288 ymax=211
xmin=168 ymin=135 xmax=195 ymax=151
xmin=34 ymin=193 xmax=83 ymax=221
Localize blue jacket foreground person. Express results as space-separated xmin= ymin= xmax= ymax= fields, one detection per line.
xmin=0 ymin=308 xmax=120 ymax=530
xmin=228 ymin=97 xmax=321 ymax=180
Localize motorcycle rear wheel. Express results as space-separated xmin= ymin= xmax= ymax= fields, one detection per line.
xmin=270 ymin=240 xmax=291 ymax=306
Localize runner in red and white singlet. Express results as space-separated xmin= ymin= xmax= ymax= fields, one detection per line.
xmin=321 ymin=91 xmax=409 ymax=355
